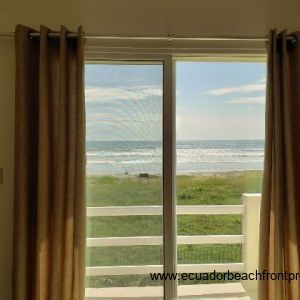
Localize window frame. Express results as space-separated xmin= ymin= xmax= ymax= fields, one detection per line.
xmin=84 ymin=50 xmax=267 ymax=300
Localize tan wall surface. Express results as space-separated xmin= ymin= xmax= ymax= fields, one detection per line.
xmin=0 ymin=0 xmax=300 ymax=35
xmin=0 ymin=39 xmax=15 ymax=300
xmin=0 ymin=0 xmax=300 ymax=299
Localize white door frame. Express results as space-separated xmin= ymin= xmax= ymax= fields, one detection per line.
xmin=85 ymin=54 xmax=177 ymax=300
xmin=84 ymin=47 xmax=267 ymax=300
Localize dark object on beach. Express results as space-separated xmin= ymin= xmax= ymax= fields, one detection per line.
xmin=124 ymin=171 xmax=128 ymax=175
xmin=139 ymin=173 xmax=149 ymax=183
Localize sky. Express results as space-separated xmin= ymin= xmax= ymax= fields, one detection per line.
xmin=85 ymin=61 xmax=266 ymax=141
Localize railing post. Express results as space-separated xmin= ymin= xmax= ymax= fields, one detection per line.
xmin=242 ymin=193 xmax=261 ymax=295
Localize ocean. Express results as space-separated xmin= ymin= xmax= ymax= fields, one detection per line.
xmin=86 ymin=140 xmax=264 ymax=175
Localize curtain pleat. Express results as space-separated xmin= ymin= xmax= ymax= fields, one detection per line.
xmin=259 ymin=30 xmax=300 ymax=300
xmin=13 ymin=24 xmax=85 ymax=300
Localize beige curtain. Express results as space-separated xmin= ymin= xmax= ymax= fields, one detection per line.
xmin=13 ymin=25 xmax=86 ymax=300
xmin=259 ymin=30 xmax=300 ymax=300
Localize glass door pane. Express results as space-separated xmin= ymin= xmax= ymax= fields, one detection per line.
xmin=85 ymin=62 xmax=164 ymax=299
xmin=176 ymin=61 xmax=266 ymax=298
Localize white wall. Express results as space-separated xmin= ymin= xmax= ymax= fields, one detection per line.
xmin=1 ymin=0 xmax=300 ymax=299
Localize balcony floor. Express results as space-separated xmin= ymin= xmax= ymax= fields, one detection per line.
xmin=86 ymin=283 xmax=255 ymax=299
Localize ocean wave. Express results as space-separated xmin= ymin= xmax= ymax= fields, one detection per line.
xmin=87 ymin=150 xmax=162 ymax=157
xmin=86 ymin=140 xmax=264 ymax=173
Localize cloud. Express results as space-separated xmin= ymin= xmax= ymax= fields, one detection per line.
xmin=227 ymin=96 xmax=265 ymax=104
xmin=205 ymin=81 xmax=266 ymax=96
xmin=86 ymin=112 xmax=162 ymax=126
xmin=176 ymin=111 xmax=265 ymax=140
xmin=257 ymin=77 xmax=266 ymax=83
xmin=85 ymin=85 xmax=162 ymax=103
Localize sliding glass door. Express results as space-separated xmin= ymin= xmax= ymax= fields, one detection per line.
xmin=85 ymin=62 xmax=164 ymax=299
xmin=85 ymin=57 xmax=266 ymax=300
xmin=176 ymin=61 xmax=266 ymax=298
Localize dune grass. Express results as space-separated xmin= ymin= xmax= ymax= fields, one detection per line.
xmin=86 ymin=170 xmax=262 ymax=288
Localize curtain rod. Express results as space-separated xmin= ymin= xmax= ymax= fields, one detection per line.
xmin=0 ymin=31 xmax=297 ymax=43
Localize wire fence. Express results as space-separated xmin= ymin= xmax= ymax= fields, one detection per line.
xmin=86 ymin=244 xmax=242 ymax=287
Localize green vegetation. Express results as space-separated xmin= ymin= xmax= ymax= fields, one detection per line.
xmin=86 ymin=171 xmax=262 ymax=288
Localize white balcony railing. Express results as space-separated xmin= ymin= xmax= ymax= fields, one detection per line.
xmin=86 ymin=193 xmax=261 ymax=299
